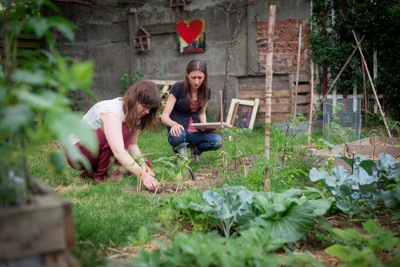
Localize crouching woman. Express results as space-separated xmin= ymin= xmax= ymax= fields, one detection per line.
xmin=65 ymin=80 xmax=161 ymax=191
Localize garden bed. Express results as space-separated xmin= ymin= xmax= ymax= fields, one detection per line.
xmin=311 ymin=135 xmax=400 ymax=168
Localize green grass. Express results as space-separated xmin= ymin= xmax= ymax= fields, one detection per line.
xmin=27 ymin=125 xmax=333 ymax=266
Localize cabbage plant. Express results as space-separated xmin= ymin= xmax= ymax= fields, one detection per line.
xmin=309 ymin=153 xmax=400 ymax=219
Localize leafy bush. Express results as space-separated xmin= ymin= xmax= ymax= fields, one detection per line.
xmin=0 ymin=0 xmax=95 ymax=206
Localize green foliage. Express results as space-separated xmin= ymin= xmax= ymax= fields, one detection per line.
xmin=0 ymin=0 xmax=96 ymax=206
xmin=323 ymin=103 xmax=350 ymax=144
xmin=247 ymin=188 xmax=332 ymax=242
xmin=244 ymin=124 xmax=316 ymax=192
xmin=25 ymin=105 xmax=397 ymax=267
xmin=132 ymin=229 xmax=287 ymax=267
xmin=119 ymin=68 xmax=144 ymax=94
xmin=310 ymin=0 xmax=400 ymax=119
xmin=127 ymin=226 xmax=152 ymax=246
xmin=326 ymin=220 xmax=400 ymax=267
xmin=223 ymin=127 xmax=254 ymax=170
xmin=152 ymin=153 xmax=194 ymax=191
xmin=168 ymin=185 xmax=254 ymax=238
xmin=202 ymin=185 xmax=254 ymax=238
xmin=167 ymin=189 xmax=217 ymax=233
xmin=310 ymin=153 xmax=400 ymax=219
xmin=167 ymin=186 xmax=331 ymax=243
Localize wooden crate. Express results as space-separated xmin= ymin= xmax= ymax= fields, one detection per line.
xmin=0 ymin=179 xmax=79 ymax=267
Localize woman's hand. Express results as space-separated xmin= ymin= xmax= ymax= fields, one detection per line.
xmin=141 ymin=171 xmax=159 ymax=191
xmin=170 ymin=123 xmax=184 ymax=137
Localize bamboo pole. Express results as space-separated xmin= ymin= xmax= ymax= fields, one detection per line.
xmin=264 ymin=5 xmax=276 ymax=191
xmin=220 ymin=90 xmax=226 ymax=170
xmin=307 ymin=60 xmax=314 ymax=146
xmin=293 ymin=23 xmax=302 ymax=117
xmin=264 ymin=5 xmax=275 ymax=159
xmin=352 ymin=31 xmax=391 ymax=137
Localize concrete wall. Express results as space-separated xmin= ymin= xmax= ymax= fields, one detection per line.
xmin=52 ymin=0 xmax=311 ymax=121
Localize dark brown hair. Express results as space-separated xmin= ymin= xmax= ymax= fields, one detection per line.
xmin=183 ymin=59 xmax=209 ymax=108
xmin=122 ymin=80 xmax=161 ymax=131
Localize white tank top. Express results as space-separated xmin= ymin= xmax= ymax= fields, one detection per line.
xmin=82 ymin=97 xmax=125 ymax=130
xmin=69 ymin=97 xmax=124 ymax=144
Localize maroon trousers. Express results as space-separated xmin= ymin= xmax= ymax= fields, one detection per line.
xmin=66 ymin=123 xmax=131 ymax=182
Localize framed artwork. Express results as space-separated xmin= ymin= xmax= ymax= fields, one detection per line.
xmin=176 ymin=19 xmax=206 ymax=53
xmin=226 ymin=98 xmax=260 ymax=130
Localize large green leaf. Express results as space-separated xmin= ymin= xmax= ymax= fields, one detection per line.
xmin=351 ymin=167 xmax=377 ymax=185
xmin=11 ymin=69 xmax=47 ymax=86
xmin=29 ymin=17 xmax=48 ymax=38
xmin=331 ymin=228 xmax=363 ymax=243
xmin=16 ymin=89 xmax=58 ymax=110
xmin=325 ymin=245 xmax=355 ymax=261
xmin=0 ymin=105 xmax=34 ymax=133
xmin=70 ymin=60 xmax=94 ymax=91
xmin=47 ymin=16 xmax=76 ymax=41
xmin=309 ymin=167 xmax=328 ymax=182
xmin=250 ymin=190 xmax=329 ymax=242
xmin=48 ymin=110 xmax=97 ymax=154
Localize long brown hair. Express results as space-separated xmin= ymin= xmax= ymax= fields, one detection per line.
xmin=122 ymin=80 xmax=161 ymax=131
xmin=183 ymin=59 xmax=209 ymax=108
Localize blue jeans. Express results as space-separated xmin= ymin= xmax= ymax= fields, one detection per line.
xmin=168 ymin=130 xmax=222 ymax=155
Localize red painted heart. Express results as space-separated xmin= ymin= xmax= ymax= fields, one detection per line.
xmin=176 ymin=19 xmax=204 ymax=44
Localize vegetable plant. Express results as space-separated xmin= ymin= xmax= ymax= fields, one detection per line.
xmin=326 ymin=220 xmax=400 ymax=266
xmin=167 ymin=185 xmax=331 ymax=243
xmin=132 ymin=228 xmax=290 ymax=267
xmin=309 ymin=153 xmax=400 ymax=219
xmin=152 ymin=153 xmax=194 ymax=192
xmin=202 ymin=185 xmax=254 ymax=238
xmin=246 ymin=188 xmax=332 ymax=242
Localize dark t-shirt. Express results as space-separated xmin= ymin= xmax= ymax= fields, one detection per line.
xmin=168 ymin=81 xmax=211 ymax=131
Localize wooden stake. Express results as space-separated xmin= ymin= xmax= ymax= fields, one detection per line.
xmin=220 ymin=90 xmax=226 ymax=170
xmin=308 ymin=60 xmax=314 ymax=146
xmin=264 ymin=5 xmax=276 ymax=191
xmin=352 ymin=31 xmax=391 ymax=138
xmin=293 ymin=23 xmax=302 ymax=116
xmin=264 ymin=5 xmax=275 ymax=159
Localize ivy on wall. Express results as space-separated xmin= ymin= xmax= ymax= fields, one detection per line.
xmin=309 ymin=0 xmax=400 ymax=120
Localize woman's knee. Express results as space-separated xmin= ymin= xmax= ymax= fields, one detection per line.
xmin=168 ymin=132 xmax=186 ymax=147
xmin=212 ymin=134 xmax=223 ymax=149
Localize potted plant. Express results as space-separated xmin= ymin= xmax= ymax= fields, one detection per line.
xmin=0 ymin=0 xmax=96 ymax=265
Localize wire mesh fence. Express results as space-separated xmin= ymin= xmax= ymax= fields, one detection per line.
xmin=322 ymin=98 xmax=362 ymax=142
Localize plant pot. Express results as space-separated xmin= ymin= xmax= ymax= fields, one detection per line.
xmin=0 ymin=179 xmax=79 ymax=267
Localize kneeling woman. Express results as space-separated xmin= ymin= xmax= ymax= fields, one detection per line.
xmin=66 ymin=80 xmax=160 ymax=191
